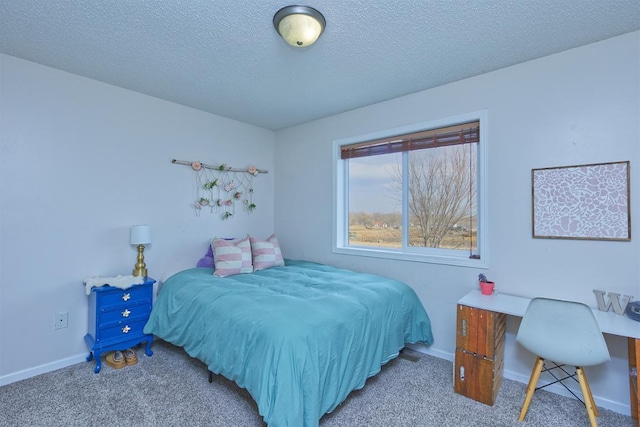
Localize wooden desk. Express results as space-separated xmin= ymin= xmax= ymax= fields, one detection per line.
xmin=456 ymin=290 xmax=640 ymax=421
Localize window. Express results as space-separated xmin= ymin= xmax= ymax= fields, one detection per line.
xmin=333 ymin=112 xmax=488 ymax=267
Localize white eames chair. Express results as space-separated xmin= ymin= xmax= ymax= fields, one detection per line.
xmin=516 ymin=297 xmax=610 ymax=427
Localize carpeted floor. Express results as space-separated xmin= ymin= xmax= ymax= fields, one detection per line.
xmin=0 ymin=340 xmax=632 ymax=426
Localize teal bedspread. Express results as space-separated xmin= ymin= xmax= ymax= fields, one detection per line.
xmin=144 ymin=260 xmax=433 ymax=426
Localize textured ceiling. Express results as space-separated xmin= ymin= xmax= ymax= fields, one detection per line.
xmin=1 ymin=1 xmax=639 ymax=130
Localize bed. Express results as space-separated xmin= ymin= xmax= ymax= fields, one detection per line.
xmin=143 ymin=259 xmax=433 ymax=426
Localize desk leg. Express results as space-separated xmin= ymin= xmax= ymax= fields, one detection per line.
xmin=629 ymin=337 xmax=639 ymax=423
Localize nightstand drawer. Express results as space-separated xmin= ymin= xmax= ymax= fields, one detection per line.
xmin=96 ymin=318 xmax=148 ymax=343
xmin=97 ymin=301 xmax=151 ymax=326
xmin=98 ymin=286 xmax=152 ymax=309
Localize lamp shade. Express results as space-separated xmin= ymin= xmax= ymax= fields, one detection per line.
xmin=273 ymin=6 xmax=325 ymax=47
xmin=130 ymin=225 xmax=151 ymax=245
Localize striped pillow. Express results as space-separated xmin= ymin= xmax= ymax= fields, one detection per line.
xmin=250 ymin=234 xmax=285 ymax=271
xmin=212 ymin=236 xmax=253 ymax=277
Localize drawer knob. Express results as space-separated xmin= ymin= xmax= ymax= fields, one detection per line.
xmin=122 ymin=293 xmax=131 ymax=301
xmin=122 ymin=325 xmax=131 ymax=334
xmin=122 ymin=309 xmax=131 ymax=317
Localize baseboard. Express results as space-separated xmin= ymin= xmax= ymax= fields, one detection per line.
xmin=404 ymin=344 xmax=630 ymax=417
xmin=502 ymin=368 xmax=630 ymax=417
xmin=405 ymin=342 xmax=453 ymax=362
xmin=0 ymin=353 xmax=88 ymax=387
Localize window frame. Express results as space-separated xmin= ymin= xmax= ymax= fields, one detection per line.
xmin=332 ymin=111 xmax=489 ymax=268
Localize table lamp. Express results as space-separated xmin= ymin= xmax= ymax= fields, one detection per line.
xmin=130 ymin=225 xmax=151 ymax=277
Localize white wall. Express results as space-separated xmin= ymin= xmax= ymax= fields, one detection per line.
xmin=274 ymin=31 xmax=640 ymax=414
xmin=0 ymin=54 xmax=276 ymax=382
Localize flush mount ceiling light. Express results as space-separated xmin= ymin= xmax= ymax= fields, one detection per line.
xmin=273 ymin=5 xmax=325 ymax=47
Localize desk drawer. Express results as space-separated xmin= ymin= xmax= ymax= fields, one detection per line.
xmin=456 ymin=304 xmax=505 ymax=358
xmin=454 ymin=348 xmax=503 ymax=406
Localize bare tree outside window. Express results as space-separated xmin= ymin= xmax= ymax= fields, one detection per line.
xmin=404 ymin=145 xmax=476 ymax=249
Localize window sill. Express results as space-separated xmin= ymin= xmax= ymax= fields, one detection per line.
xmin=333 ymin=245 xmax=488 ymax=268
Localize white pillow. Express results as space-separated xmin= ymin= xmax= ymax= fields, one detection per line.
xmin=212 ymin=236 xmax=253 ymax=277
xmin=250 ymin=234 xmax=285 ymax=271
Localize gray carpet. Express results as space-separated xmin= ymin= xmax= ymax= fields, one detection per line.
xmin=0 ymin=340 xmax=632 ymax=426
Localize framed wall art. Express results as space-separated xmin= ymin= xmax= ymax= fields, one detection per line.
xmin=532 ymin=161 xmax=630 ymax=241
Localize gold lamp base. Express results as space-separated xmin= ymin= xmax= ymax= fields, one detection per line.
xmin=133 ymin=244 xmax=148 ymax=277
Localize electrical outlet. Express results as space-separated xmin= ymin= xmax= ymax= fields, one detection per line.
xmin=54 ymin=312 xmax=68 ymax=329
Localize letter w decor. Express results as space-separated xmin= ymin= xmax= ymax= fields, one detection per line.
xmin=592 ymin=289 xmax=634 ymax=315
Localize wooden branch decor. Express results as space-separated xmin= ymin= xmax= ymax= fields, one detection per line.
xmin=172 ymin=159 xmax=266 ymax=219
xmin=171 ymin=159 xmax=268 ymax=174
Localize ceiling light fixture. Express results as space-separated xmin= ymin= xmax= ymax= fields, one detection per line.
xmin=273 ymin=5 xmax=325 ymax=47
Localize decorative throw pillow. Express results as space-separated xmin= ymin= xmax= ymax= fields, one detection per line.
xmin=196 ymin=255 xmax=214 ymax=268
xmin=196 ymin=238 xmax=236 ymax=268
xmin=212 ymin=236 xmax=253 ymax=277
xmin=250 ymin=234 xmax=285 ymax=271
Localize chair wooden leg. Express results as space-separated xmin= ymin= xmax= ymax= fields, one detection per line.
xmin=579 ymin=367 xmax=599 ymax=417
xmin=519 ymin=356 xmax=544 ymax=421
xmin=576 ymin=367 xmax=598 ymax=427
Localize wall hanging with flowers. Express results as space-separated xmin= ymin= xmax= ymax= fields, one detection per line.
xmin=171 ymin=159 xmax=267 ymax=220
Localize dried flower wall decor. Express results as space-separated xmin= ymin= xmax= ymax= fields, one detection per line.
xmin=171 ymin=159 xmax=268 ymax=220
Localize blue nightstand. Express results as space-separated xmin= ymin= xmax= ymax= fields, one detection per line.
xmin=84 ymin=278 xmax=155 ymax=373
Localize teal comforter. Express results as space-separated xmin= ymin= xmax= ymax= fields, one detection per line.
xmin=144 ymin=260 xmax=433 ymax=426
